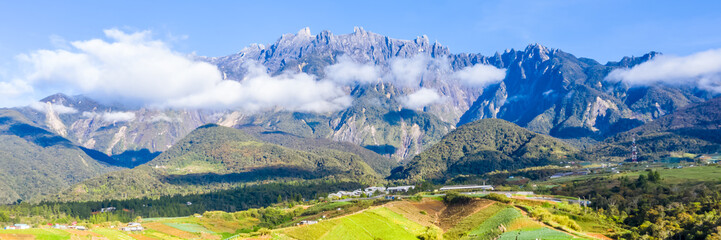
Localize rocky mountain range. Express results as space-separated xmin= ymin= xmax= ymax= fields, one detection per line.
xmin=9 ymin=27 xmax=716 ymax=166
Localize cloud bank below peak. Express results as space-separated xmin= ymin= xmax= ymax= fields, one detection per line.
xmin=5 ymin=29 xmax=352 ymax=113
xmin=606 ymin=48 xmax=721 ymax=93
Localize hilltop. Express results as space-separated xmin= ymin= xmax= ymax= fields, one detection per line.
xmin=389 ymin=118 xmax=576 ymax=181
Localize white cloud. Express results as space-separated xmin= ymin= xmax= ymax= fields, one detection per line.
xmin=7 ymin=29 xmax=352 ymax=112
xmin=166 ymin=61 xmax=352 ymax=112
xmin=324 ymin=56 xmax=381 ymax=84
xmin=400 ymin=88 xmax=443 ymax=109
xmin=149 ymin=113 xmax=177 ymax=123
xmin=28 ymin=102 xmax=78 ymax=114
xmin=605 ymin=48 xmax=721 ymax=92
xmin=453 ymin=64 xmax=506 ymax=87
xmin=82 ymin=111 xmax=136 ymax=123
xmin=389 ymin=55 xmax=431 ymax=87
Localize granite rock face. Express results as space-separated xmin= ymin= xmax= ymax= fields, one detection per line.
xmin=14 ymin=28 xmax=713 ymax=164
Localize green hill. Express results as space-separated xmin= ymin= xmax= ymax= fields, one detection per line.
xmin=49 ymin=124 xmax=380 ymax=202
xmin=240 ymin=126 xmax=397 ymax=175
xmin=389 ymin=119 xmax=576 ymax=181
xmin=588 ymin=96 xmax=721 ymax=161
xmin=0 ymin=110 xmax=120 ymax=204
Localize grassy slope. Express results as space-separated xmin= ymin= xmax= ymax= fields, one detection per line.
xmin=280 ymin=207 xmax=427 ymax=240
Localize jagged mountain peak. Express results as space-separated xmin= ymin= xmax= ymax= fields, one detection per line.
xmin=607 ymin=51 xmax=661 ymax=67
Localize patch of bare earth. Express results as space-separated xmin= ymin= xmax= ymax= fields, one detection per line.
xmin=437 ymin=199 xmax=494 ymax=231
xmin=0 ymin=233 xmax=35 ymax=240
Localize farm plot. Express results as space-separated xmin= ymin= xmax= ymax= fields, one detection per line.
xmin=497 ymin=227 xmax=580 ymax=240
xmin=280 ymin=207 xmax=428 ymax=240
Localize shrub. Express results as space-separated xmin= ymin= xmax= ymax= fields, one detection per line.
xmin=552 ymin=215 xmax=581 ymax=231
xmin=443 ymin=192 xmax=472 ymax=205
xmin=417 ymin=226 xmax=439 ymax=240
xmin=484 ymin=193 xmax=513 ymax=203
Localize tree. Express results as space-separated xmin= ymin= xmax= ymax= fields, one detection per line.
xmin=0 ymin=212 xmax=9 ymax=222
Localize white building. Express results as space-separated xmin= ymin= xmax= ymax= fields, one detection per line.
xmin=386 ymin=186 xmax=415 ymax=193
xmin=365 ymin=186 xmax=386 ymax=193
xmin=121 ymin=222 xmax=144 ymax=231
xmin=439 ymin=185 xmax=494 ymax=191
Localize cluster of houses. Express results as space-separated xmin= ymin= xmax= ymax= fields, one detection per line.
xmin=4 ymin=223 xmax=90 ymax=230
xmin=4 ymin=224 xmax=30 ymax=230
xmin=326 ymin=186 xmax=416 ymax=199
xmin=120 ymin=222 xmax=144 ymax=231
xmin=51 ymin=224 xmax=86 ymax=230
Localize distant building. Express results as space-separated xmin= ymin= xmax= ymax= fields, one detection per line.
xmin=550 ymin=171 xmax=589 ymax=179
xmin=100 ymin=207 xmax=116 ymax=213
xmin=365 ymin=186 xmax=386 ymax=193
xmin=52 ymin=224 xmax=68 ymax=229
xmin=298 ymin=220 xmax=318 ymax=225
xmin=386 ymin=186 xmax=415 ymax=193
xmin=439 ymin=185 xmax=494 ymax=191
xmin=6 ymin=224 xmax=31 ymax=229
xmin=121 ymin=222 xmax=143 ymax=231
xmin=70 ymin=225 xmax=87 ymax=230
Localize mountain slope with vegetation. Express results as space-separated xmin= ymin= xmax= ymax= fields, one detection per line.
xmin=586 ymin=96 xmax=721 ymax=161
xmin=390 ymin=118 xmax=576 ymax=181
xmin=49 ymin=124 xmax=380 ymax=202
xmin=240 ymin=126 xmax=396 ymax=175
xmin=0 ymin=110 xmax=120 ymax=204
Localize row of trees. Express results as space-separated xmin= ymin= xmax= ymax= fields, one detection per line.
xmin=0 ymin=181 xmax=362 ymax=225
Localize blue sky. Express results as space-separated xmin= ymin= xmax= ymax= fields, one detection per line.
xmin=1 ymin=0 xmax=720 ymax=64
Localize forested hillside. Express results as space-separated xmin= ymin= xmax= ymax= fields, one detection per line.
xmin=586 ymin=96 xmax=721 ymax=161
xmin=0 ymin=110 xmax=120 ymax=204
xmin=49 ymin=124 xmax=380 ymax=202
xmin=389 ymin=118 xmax=576 ymax=181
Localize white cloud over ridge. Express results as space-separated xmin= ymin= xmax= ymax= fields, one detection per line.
xmin=8 ymin=29 xmax=352 ymax=112
xmin=606 ymin=49 xmax=721 ymax=93
xmin=324 ymin=55 xmax=381 ymax=84
xmin=400 ymin=88 xmax=443 ymax=109
xmin=167 ymin=61 xmax=352 ymax=112
xmin=28 ymin=102 xmax=78 ymax=114
xmin=389 ymin=55 xmax=433 ymax=87
xmin=82 ymin=111 xmax=136 ymax=123
xmin=453 ymin=64 xmax=506 ymax=87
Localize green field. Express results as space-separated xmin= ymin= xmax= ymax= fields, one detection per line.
xmin=164 ymin=222 xmax=215 ymax=233
xmin=91 ymin=228 xmax=135 ymax=240
xmin=498 ymin=227 xmax=579 ymax=240
xmin=444 ymin=203 xmax=506 ymax=240
xmin=617 ymin=165 xmax=721 ymax=184
xmin=0 ymin=228 xmax=71 ymax=240
xmin=280 ymin=207 xmax=431 ymax=240
xmin=464 ymin=207 xmax=523 ymax=239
